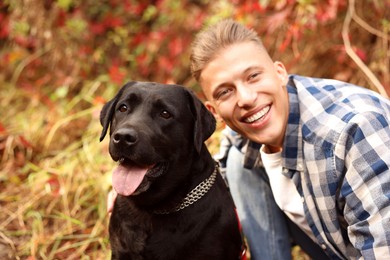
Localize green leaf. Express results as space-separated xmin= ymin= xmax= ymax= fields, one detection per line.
xmin=56 ymin=0 xmax=73 ymax=11
xmin=66 ymin=18 xmax=88 ymax=35
xmin=13 ymin=21 xmax=30 ymax=36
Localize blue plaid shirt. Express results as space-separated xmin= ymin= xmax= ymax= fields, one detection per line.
xmin=219 ymin=75 xmax=390 ymax=259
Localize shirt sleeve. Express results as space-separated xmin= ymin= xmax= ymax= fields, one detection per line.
xmin=337 ymin=111 xmax=390 ymax=259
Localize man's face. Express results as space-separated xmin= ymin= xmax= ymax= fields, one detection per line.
xmin=200 ymin=41 xmax=289 ymax=148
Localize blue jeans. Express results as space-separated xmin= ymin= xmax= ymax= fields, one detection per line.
xmin=226 ymin=146 xmax=291 ymax=260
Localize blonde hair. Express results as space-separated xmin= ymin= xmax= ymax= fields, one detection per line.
xmin=190 ymin=19 xmax=265 ymax=82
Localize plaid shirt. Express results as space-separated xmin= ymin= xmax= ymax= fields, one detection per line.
xmin=219 ymin=75 xmax=390 ymax=259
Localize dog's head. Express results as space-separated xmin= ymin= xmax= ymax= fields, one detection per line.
xmin=100 ymin=81 xmax=216 ymax=197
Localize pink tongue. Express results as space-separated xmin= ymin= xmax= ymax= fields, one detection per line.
xmin=112 ymin=164 xmax=148 ymax=196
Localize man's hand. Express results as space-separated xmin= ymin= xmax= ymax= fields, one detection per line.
xmin=107 ymin=189 xmax=118 ymax=214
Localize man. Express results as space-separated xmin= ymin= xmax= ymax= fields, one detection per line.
xmin=190 ymin=19 xmax=390 ymax=259
xmin=215 ymin=127 xmax=292 ymax=259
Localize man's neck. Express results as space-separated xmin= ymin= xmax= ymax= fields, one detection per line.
xmin=263 ymin=145 xmax=282 ymax=154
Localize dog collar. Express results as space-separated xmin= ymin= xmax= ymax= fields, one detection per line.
xmin=153 ymin=163 xmax=219 ymax=215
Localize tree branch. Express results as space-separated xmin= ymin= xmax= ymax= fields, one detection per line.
xmin=342 ymin=0 xmax=388 ymax=98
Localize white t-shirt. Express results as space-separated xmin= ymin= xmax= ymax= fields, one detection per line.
xmin=260 ymin=146 xmax=316 ymax=242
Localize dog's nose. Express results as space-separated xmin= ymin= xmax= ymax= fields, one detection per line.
xmin=113 ymin=128 xmax=138 ymax=146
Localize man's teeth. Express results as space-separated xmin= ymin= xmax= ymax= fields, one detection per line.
xmin=245 ymin=106 xmax=270 ymax=123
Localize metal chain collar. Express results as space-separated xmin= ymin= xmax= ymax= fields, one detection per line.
xmin=153 ymin=164 xmax=218 ymax=215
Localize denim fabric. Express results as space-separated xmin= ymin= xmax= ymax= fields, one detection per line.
xmin=226 ymin=146 xmax=291 ymax=260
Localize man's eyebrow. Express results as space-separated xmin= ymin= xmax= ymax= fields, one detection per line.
xmin=243 ymin=65 xmax=264 ymax=75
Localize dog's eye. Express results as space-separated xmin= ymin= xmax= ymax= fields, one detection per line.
xmin=160 ymin=110 xmax=172 ymax=119
xmin=118 ymin=104 xmax=128 ymax=113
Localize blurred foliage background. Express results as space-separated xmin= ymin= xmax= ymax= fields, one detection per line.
xmin=0 ymin=0 xmax=389 ymax=259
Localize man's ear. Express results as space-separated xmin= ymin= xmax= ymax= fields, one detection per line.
xmin=205 ymin=101 xmax=222 ymax=121
xmin=274 ymin=61 xmax=288 ymax=83
xmin=186 ymin=89 xmax=216 ymax=154
xmin=99 ymin=81 xmax=136 ymax=142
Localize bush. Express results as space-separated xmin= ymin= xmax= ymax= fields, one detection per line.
xmin=0 ymin=0 xmax=388 ymax=258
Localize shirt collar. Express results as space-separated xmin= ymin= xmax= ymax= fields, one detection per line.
xmin=281 ymin=76 xmax=305 ymax=172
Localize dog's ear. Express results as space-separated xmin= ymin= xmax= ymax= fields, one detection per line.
xmin=99 ymin=81 xmax=136 ymax=142
xmin=186 ymin=88 xmax=216 ymax=153
xmin=99 ymin=98 xmax=117 ymax=142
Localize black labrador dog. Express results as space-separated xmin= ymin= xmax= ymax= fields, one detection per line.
xmin=100 ymin=82 xmax=244 ymax=259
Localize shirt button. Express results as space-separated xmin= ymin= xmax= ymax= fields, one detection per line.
xmin=301 ymin=197 xmax=305 ymax=203
xmin=321 ymin=244 xmax=327 ymax=250
xmin=282 ymin=168 xmax=289 ymax=174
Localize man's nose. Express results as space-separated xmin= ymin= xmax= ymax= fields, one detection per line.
xmin=236 ymin=84 xmax=257 ymax=108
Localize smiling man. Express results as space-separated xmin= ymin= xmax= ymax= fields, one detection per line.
xmin=190 ymin=19 xmax=390 ymax=259
xmin=200 ymin=40 xmax=289 ymax=153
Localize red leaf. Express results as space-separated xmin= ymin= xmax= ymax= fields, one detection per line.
xmin=168 ymin=38 xmax=183 ymax=57
xmin=124 ymin=0 xmax=133 ymax=12
xmin=109 ymin=65 xmax=126 ymax=85
xmin=18 ymin=135 xmax=33 ymax=149
xmin=0 ymin=123 xmax=6 ymax=134
xmin=278 ymin=29 xmax=292 ymax=52
xmin=158 ymin=56 xmax=174 ymax=73
xmin=79 ymin=45 xmax=92 ymax=56
xmin=93 ymin=96 xmax=106 ymax=105
xmin=55 ymin=9 xmax=67 ymax=27
xmin=131 ymin=33 xmax=145 ymax=46
xmin=47 ymin=176 xmax=61 ymax=197
xmin=129 ymin=2 xmax=148 ymax=16
xmin=103 ymin=13 xmax=123 ymax=28
xmin=192 ymin=12 xmax=206 ymax=30
xmin=265 ymin=6 xmax=292 ymax=33
xmin=136 ymin=53 xmax=147 ymax=64
xmin=89 ymin=21 xmax=106 ymax=35
xmin=14 ymin=35 xmax=37 ymax=50
xmin=0 ymin=13 xmax=10 ymax=39
xmin=252 ymin=2 xmax=264 ymax=13
xmin=150 ymin=31 xmax=166 ymax=42
xmin=354 ymin=47 xmax=367 ymax=62
xmin=109 ymin=0 xmax=119 ymax=7
xmin=316 ymin=0 xmax=339 ymax=23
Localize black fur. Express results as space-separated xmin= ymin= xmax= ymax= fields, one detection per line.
xmin=100 ymin=82 xmax=242 ymax=259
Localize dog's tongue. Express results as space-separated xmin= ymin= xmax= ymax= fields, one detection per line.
xmin=112 ymin=163 xmax=148 ymax=196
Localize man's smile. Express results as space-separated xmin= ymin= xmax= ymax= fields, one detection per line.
xmin=243 ymin=105 xmax=271 ymax=123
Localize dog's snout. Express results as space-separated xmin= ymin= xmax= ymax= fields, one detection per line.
xmin=113 ymin=128 xmax=138 ymax=146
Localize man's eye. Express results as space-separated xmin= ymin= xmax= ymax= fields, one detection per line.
xmin=160 ymin=110 xmax=172 ymax=119
xmin=118 ymin=104 xmax=128 ymax=112
xmin=248 ymin=72 xmax=261 ymax=82
xmin=216 ymin=89 xmax=232 ymax=100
